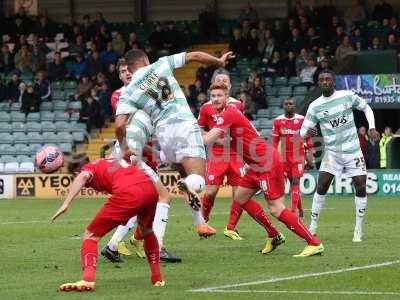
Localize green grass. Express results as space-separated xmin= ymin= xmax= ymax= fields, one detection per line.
xmin=0 ymin=196 xmax=399 ymax=300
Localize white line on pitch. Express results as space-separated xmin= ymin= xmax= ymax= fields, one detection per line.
xmin=189 ymin=260 xmax=400 ymax=292
xmin=200 ymin=289 xmax=400 ymax=296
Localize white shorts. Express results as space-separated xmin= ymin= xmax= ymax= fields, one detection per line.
xmin=155 ymin=120 xmax=206 ymax=163
xmin=319 ymin=150 xmax=367 ymax=178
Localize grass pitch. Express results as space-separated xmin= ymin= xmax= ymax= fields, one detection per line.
xmin=0 ymin=196 xmax=399 ymax=300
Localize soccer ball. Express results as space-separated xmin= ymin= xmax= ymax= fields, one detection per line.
xmin=35 ymin=145 xmax=64 ymax=173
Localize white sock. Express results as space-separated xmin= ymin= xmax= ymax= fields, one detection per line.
xmin=152 ymin=202 xmax=170 ymax=249
xmin=107 ymin=216 xmax=138 ymax=251
xmin=310 ymin=193 xmax=326 ymax=230
xmin=354 ymin=196 xmax=367 ymax=229
xmin=188 ymin=206 xmax=206 ymax=226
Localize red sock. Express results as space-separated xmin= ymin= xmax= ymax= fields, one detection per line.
xmin=227 ymin=200 xmax=243 ymax=231
xmin=278 ymin=208 xmax=320 ymax=246
xmin=241 ymin=199 xmax=279 ymax=238
xmin=143 ymin=232 xmax=162 ymax=284
xmin=201 ymin=194 xmax=214 ymax=223
xmin=291 ymin=183 xmax=301 ymax=213
xmin=81 ymin=239 xmax=98 ymax=282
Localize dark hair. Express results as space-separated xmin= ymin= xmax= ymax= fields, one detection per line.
xmin=116 ymin=58 xmax=128 ymax=72
xmin=125 ymin=49 xmax=148 ymax=65
xmin=318 ymin=69 xmax=335 ymax=78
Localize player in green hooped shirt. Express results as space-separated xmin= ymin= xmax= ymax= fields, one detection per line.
xmin=301 ymin=70 xmax=380 ymax=242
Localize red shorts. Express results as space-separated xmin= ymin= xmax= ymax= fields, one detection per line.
xmin=239 ymin=159 xmax=285 ymax=201
xmin=87 ymin=182 xmax=158 ymax=237
xmin=206 ymin=159 xmax=245 ymax=186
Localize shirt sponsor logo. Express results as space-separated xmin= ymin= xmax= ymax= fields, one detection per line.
xmin=329 ymin=115 xmax=347 ymax=128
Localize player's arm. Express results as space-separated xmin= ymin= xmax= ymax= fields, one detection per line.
xmin=51 ymin=171 xmax=92 ymax=222
xmin=186 ymin=51 xmax=235 ymax=68
xmin=203 ymin=107 xmax=234 ymax=145
xmin=350 ymin=92 xmax=379 ymax=140
xmin=300 ymin=106 xmax=318 ymax=139
xmin=271 ymin=119 xmax=280 ymax=149
xmin=203 ymin=127 xmax=226 ymax=146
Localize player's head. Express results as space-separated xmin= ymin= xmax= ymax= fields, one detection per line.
xmin=117 ymin=58 xmax=132 ymax=86
xmin=209 ymin=82 xmax=229 ymax=112
xmin=211 ymin=68 xmax=231 ymax=91
xmin=68 ymin=154 xmax=90 ymax=175
xmin=125 ymin=49 xmax=150 ymax=72
xmin=283 ymin=98 xmax=296 ymax=116
xmin=318 ymin=69 xmax=335 ymax=95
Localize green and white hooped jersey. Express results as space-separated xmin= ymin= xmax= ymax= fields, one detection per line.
xmin=116 ymin=52 xmax=195 ymax=126
xmin=301 ymin=90 xmax=367 ymax=155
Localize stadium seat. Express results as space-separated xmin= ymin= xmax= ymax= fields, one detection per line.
xmin=51 ymin=81 xmax=64 ymax=90
xmin=54 ymin=112 xmax=69 ymax=122
xmin=26 ymin=112 xmax=40 ymax=122
xmin=260 ymin=129 xmax=272 ymax=139
xmin=57 ymin=132 xmax=73 ymax=143
xmin=259 ymin=119 xmax=273 ymax=129
xmin=72 ymin=132 xmax=85 ymax=143
xmin=269 ymin=97 xmax=282 ymax=107
xmin=29 ymin=132 xmax=44 ymax=144
xmin=10 ymin=103 xmax=21 ymax=111
xmin=256 ymin=109 xmax=270 ymax=118
xmin=58 ymin=142 xmax=72 ymax=153
xmin=4 ymin=162 xmax=19 ymax=173
xmin=266 ymin=86 xmax=277 ymax=97
xmin=0 ymin=155 xmax=16 ymax=163
xmin=11 ymin=122 xmax=26 ymax=132
xmin=0 ymin=112 xmax=11 ymax=122
xmin=29 ymin=144 xmax=42 ymax=156
xmin=277 ymin=86 xmax=292 ymax=97
xmin=288 ymin=76 xmax=301 ymax=86
xmin=0 ymin=162 xmax=4 ymax=172
xmin=14 ymin=144 xmax=31 ymax=156
xmin=26 ymin=122 xmax=42 ymax=133
xmin=264 ymin=77 xmax=273 ymax=86
xmin=10 ymin=112 xmax=26 ymax=122
xmin=53 ymin=101 xmax=68 ymax=111
xmin=0 ymin=122 xmax=11 ymax=133
xmin=40 ymin=112 xmax=55 ymax=122
xmin=40 ymin=121 xmax=56 ymax=132
xmin=0 ymin=102 xmax=9 ymax=111
xmin=250 ymin=119 xmax=260 ymax=129
xmin=52 ymin=89 xmax=65 ymax=101
xmin=293 ymin=86 xmax=308 ymax=96
xmin=64 ymin=81 xmax=77 ymax=89
xmin=0 ymin=133 xmax=13 ymax=144
xmin=16 ymin=155 xmax=32 ymax=163
xmin=68 ymin=101 xmax=82 ymax=111
xmin=19 ymin=161 xmax=35 ymax=173
xmin=70 ymin=122 xmax=87 ymax=133
xmin=271 ymin=108 xmax=284 ymax=118
xmin=55 ymin=121 xmax=71 ymax=132
xmin=42 ymin=132 xmax=58 ymax=144
xmin=274 ymin=77 xmax=288 ymax=86
xmin=13 ymin=132 xmax=29 ymax=144
xmin=70 ymin=112 xmax=80 ymax=121
xmin=39 ymin=102 xmax=53 ymax=111
xmin=0 ymin=144 xmax=15 ymax=155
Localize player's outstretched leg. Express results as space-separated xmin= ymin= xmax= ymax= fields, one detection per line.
xmin=224 ymin=199 xmax=244 ymax=240
xmin=352 ymin=175 xmax=368 ymax=242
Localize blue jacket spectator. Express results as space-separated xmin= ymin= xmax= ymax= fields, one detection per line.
xmin=69 ymin=54 xmax=87 ymax=80
xmin=101 ymin=42 xmax=118 ymax=66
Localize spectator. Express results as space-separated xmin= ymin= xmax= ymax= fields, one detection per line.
xmin=196 ymin=63 xmax=216 ymax=90
xmin=12 ymin=17 xmax=28 ymax=39
xmin=344 ymin=0 xmax=366 ymax=28
xmin=257 ymin=20 xmax=268 ymax=44
xmin=31 ymin=33 xmax=51 ymax=54
xmin=0 ymin=44 xmax=15 ymax=73
xmin=241 ymin=19 xmax=251 ymax=39
xmin=239 ymin=80 xmax=249 ymax=94
xmin=379 ymin=126 xmax=393 ymax=168
xmin=249 ymin=75 xmax=266 ymax=110
xmin=126 ymin=32 xmax=141 ymax=51
xmin=247 ymin=28 xmax=259 ymax=58
xmin=366 ymin=133 xmax=380 ymax=169
xmin=69 ymin=53 xmax=87 ymax=80
xmin=0 ymin=77 xmax=7 ymax=101
xmin=164 ymin=22 xmax=181 ymax=53
xmin=358 ymin=126 xmax=368 ymax=158
xmin=286 ymin=28 xmax=306 ymax=54
xmin=14 ymin=45 xmax=31 ymax=72
xmin=284 ymin=51 xmax=297 ymax=77
xmin=34 ymin=70 xmax=51 ymax=102
xmin=372 ymin=0 xmax=393 ymax=23
xmin=387 ymin=17 xmax=399 ymax=36
xmin=296 ymin=48 xmax=309 ymax=75
xmin=69 ymin=35 xmax=86 ymax=57
xmin=98 ymin=82 xmax=112 ymax=118
xmin=95 ymin=72 xmax=107 ymax=90
xmin=316 ymin=47 xmax=328 ymax=63
xmin=260 ymin=37 xmax=277 ymax=65
xmin=101 ymin=42 xmax=118 ymax=67
xmin=66 ymin=24 xmax=82 ymax=44
xmin=94 ymin=24 xmax=111 ymax=52
xmin=21 ymin=82 xmax=40 ymax=114
xmin=82 ymin=14 xmax=96 ymax=41
xmin=335 ymin=35 xmax=354 ymax=64
xmin=266 ymin=50 xmax=284 ymax=77
xmin=112 ymin=32 xmax=126 ymax=57
xmin=369 ymin=36 xmax=383 ymax=51
xmin=93 ymin=12 xmax=107 ymax=32
xmin=7 ymin=71 xmax=22 ymax=102
xmin=298 ymin=15 xmax=310 ymax=35
xmin=35 ymin=15 xmax=53 ymax=40
xmin=240 ymin=92 xmax=255 ymax=120
xmin=351 ymin=27 xmax=366 ymax=51
xmin=104 ymin=63 xmax=120 ymax=91
xmin=299 ymin=57 xmax=317 ymax=87
xmin=229 ymin=27 xmax=247 ymax=58
xmin=272 ymin=20 xmax=286 ymax=45
xmin=328 ymin=25 xmax=345 ymax=53
xmin=305 ymin=0 xmax=319 ymax=26
xmin=149 ymin=23 xmax=165 ymax=53
xmin=86 ymin=51 xmax=104 ymax=79
xmin=29 ymin=46 xmax=46 ymax=73
xmin=238 ymin=2 xmax=258 ymax=25
xmin=188 ymin=79 xmax=205 ymax=104
xmin=47 ymin=52 xmax=67 ymax=81
xmin=319 ymin=0 xmax=338 ymax=32
xmin=196 ymin=92 xmax=207 ymax=108
xmin=313 ymin=58 xmax=330 ymax=84
xmin=385 ymin=33 xmax=400 ymax=53
xmin=144 ymin=43 xmax=156 ymax=63
xmin=75 ymin=74 xmax=93 ymax=99
xmin=306 ymin=27 xmax=322 ymax=52
xmin=62 ymin=15 xmax=78 ymax=42
xmin=14 ymin=34 xmax=30 ymax=53
xmin=80 ymin=94 xmax=102 ymax=132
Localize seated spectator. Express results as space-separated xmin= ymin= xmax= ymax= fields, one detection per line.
xmin=63 ymin=16 xmax=79 ymax=42
xmin=34 ymin=70 xmax=51 ymax=102
xmin=93 ymin=24 xmax=111 ymax=51
xmin=284 ymin=51 xmax=297 ymax=78
xmin=95 ymin=72 xmax=107 ymax=90
xmin=316 ymin=47 xmax=328 ymax=63
xmin=260 ymin=37 xmax=276 ymax=64
xmin=385 ymin=33 xmax=400 ymax=53
xmin=82 ymin=14 xmax=96 ymax=41
xmin=249 ymin=75 xmax=266 ymax=110
xmin=369 ymin=36 xmax=383 ymax=51
xmin=239 ymin=80 xmax=249 ymax=94
xmin=241 ymin=19 xmax=251 ymax=39
xmin=29 ymin=46 xmax=46 ymax=73
xmin=164 ymin=22 xmax=181 ymax=53
xmin=387 ymin=17 xmax=399 ymax=36
xmin=257 ymin=20 xmax=268 ymax=44
xmin=306 ymin=27 xmax=322 ymax=52
xmin=112 ymin=32 xmax=126 ymax=57
xmin=98 ymin=82 xmax=112 ymax=118
xmin=14 ymin=34 xmax=30 ymax=53
xmin=126 ymin=32 xmax=141 ymax=51
xmin=35 ymin=15 xmax=53 ymax=41
xmin=12 ymin=17 xmax=28 ymax=40
xmin=286 ymin=28 xmax=306 ymax=54
xmin=0 ymin=44 xmax=15 ymax=73
xmin=7 ymin=71 xmax=22 ymax=102
xmin=299 ymin=57 xmax=317 ymax=87
xmin=328 ymin=25 xmax=345 ymax=54
xmin=351 ymin=27 xmax=366 ymax=51
xmin=296 ymin=48 xmax=309 ymax=75
xmin=197 ymin=63 xmax=216 ymax=90
xmin=319 ymin=0 xmax=338 ymax=33
xmin=21 ymin=82 xmax=40 ymax=114
xmin=240 ymin=92 xmax=255 ymax=120
xmin=104 ymin=63 xmax=120 ymax=91
xmin=14 ymin=45 xmax=32 ymax=72
xmin=335 ymin=35 xmax=354 ymax=64
xmin=238 ymin=2 xmax=258 ymax=25
xmin=196 ymin=92 xmax=207 ymax=108
xmin=149 ymin=23 xmax=165 ymax=53
xmin=266 ymin=50 xmax=284 ymax=77
xmin=47 ymin=52 xmax=67 ymax=81
xmin=229 ymin=27 xmax=247 ymax=58
xmin=86 ymin=51 xmax=104 ymax=79
xmin=246 ymin=28 xmax=259 ymax=58
xmin=69 ymin=53 xmax=87 ymax=80
xmin=93 ymin=12 xmax=107 ymax=32
xmin=30 ymin=33 xmax=51 ymax=54
xmin=313 ymin=58 xmax=330 ymax=84
xmin=75 ymin=74 xmax=93 ymax=99
xmin=189 ymin=79 xmax=205 ymax=104
xmin=144 ymin=43 xmax=156 ymax=63
xmin=344 ymin=0 xmax=366 ymax=28
xmin=101 ymin=42 xmax=118 ymax=67
xmin=80 ymin=95 xmax=103 ymax=132
xmin=372 ymin=0 xmax=393 ymax=23
xmin=0 ymin=77 xmax=7 ymax=101
xmin=69 ymin=35 xmax=86 ymax=57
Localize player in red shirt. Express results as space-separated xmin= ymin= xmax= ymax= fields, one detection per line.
xmin=51 ymin=158 xmax=165 ymax=292
xmin=272 ymin=98 xmax=315 ymax=219
xmin=203 ymin=83 xmax=324 ymax=257
xmin=198 ymin=70 xmax=247 ymax=240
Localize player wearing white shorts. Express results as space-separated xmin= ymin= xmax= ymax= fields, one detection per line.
xmin=115 ymin=49 xmax=234 ymax=237
xmin=300 ymin=70 xmax=380 ymax=242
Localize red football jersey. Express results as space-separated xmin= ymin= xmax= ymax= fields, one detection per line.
xmin=198 ymin=97 xmax=243 ymax=157
xmin=272 ymin=114 xmax=313 ymax=162
xmin=213 ymin=105 xmax=275 ymax=170
xmin=81 ymin=158 xmax=151 ymax=195
xmin=110 ymin=86 xmax=125 ymax=114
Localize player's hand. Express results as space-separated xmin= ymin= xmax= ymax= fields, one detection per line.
xmin=369 ymin=128 xmax=380 ymax=142
xmin=306 ymin=127 xmax=318 ymax=137
xmin=305 ymin=153 xmax=315 ymax=170
xmin=51 ymin=203 xmax=69 ymax=223
xmin=219 ymin=51 xmax=235 ymax=67
xmin=122 ymin=149 xmax=134 ymax=163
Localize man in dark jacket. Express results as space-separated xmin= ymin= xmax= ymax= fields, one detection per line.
xmin=34 ymin=70 xmax=51 ymax=101
xmin=47 ymin=52 xmax=67 ymax=81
